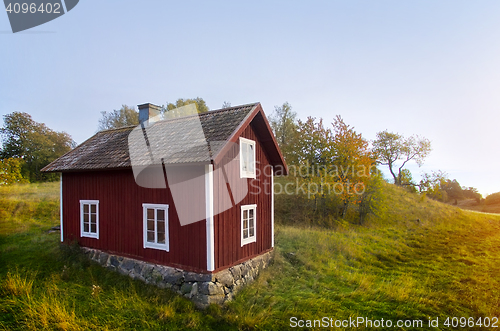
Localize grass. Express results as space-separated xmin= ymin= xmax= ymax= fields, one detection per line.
xmin=1 ymin=182 xmax=500 ymax=329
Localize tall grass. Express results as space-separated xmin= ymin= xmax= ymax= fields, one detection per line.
xmin=1 ymin=182 xmax=500 ymax=330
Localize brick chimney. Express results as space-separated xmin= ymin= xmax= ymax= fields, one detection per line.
xmin=137 ymin=103 xmax=161 ymax=126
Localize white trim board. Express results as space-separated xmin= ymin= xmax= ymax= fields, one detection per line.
xmin=205 ymin=164 xmax=215 ymax=271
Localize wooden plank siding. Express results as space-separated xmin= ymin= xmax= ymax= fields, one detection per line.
xmin=62 ymin=168 xmax=208 ymax=273
xmin=213 ymin=121 xmax=273 ymax=272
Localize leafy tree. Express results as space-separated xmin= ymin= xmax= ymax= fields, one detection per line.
xmin=293 ymin=116 xmax=375 ymax=219
xmin=418 ymin=170 xmax=449 ymax=201
xmin=399 ymin=169 xmax=418 ymax=193
xmin=357 ymin=168 xmax=387 ymax=224
xmin=462 ymin=187 xmax=482 ymax=202
xmin=372 ymin=130 xmax=431 ymax=186
xmin=0 ymin=158 xmax=28 ymax=185
xmin=294 ymin=116 xmax=330 ymax=172
xmin=441 ymin=179 xmax=464 ymax=202
xmin=485 ymin=192 xmax=500 ymax=205
xmin=0 ymin=112 xmax=75 ymax=181
xmin=164 ymin=98 xmax=209 ymax=114
xmin=269 ymin=103 xmax=299 ymax=163
xmin=329 ymin=116 xmax=375 ymax=218
xmin=98 ymin=105 xmax=139 ymax=131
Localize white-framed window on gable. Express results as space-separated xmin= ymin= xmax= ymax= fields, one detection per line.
xmin=239 ymin=137 xmax=256 ymax=178
xmin=241 ymin=204 xmax=257 ymax=246
xmin=143 ymin=203 xmax=169 ymax=251
xmin=80 ymin=200 xmax=99 ymax=239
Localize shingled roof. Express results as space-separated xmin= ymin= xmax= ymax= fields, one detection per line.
xmin=42 ymin=103 xmax=259 ymax=172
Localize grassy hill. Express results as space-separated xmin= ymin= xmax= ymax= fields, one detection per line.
xmin=1 ymin=182 xmax=500 ymax=330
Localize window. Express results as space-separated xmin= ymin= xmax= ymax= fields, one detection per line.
xmin=80 ymin=200 xmax=99 ymax=239
xmin=143 ymin=203 xmax=169 ymax=251
xmin=241 ymin=204 xmax=257 ymax=246
xmin=239 ymin=137 xmax=256 ymax=178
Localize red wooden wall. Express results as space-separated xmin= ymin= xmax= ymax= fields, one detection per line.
xmin=213 ymin=121 xmax=273 ymax=272
xmin=62 ymin=167 xmax=208 ymax=273
xmin=62 ymin=111 xmax=276 ymax=274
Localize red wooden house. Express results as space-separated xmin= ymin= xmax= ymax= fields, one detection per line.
xmin=42 ymin=102 xmax=287 ymax=304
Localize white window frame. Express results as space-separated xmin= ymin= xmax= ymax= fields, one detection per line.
xmin=80 ymin=200 xmax=99 ymax=239
xmin=241 ymin=204 xmax=257 ymax=246
xmin=143 ymin=203 xmax=169 ymax=251
xmin=239 ymin=137 xmax=256 ymax=179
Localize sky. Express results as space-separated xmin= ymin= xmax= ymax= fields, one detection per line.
xmin=1 ymin=1 xmax=499 ymax=196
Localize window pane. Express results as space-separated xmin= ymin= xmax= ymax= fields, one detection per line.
xmin=90 ymin=224 xmax=96 ymax=233
xmin=147 ymin=231 xmax=155 ymax=242
xmin=83 ymin=204 xmax=89 ymax=213
xmin=243 ymin=210 xmax=248 ymax=220
xmin=248 ymin=144 xmax=255 ymax=173
xmin=249 ymin=226 xmax=254 ymax=237
xmin=157 ymin=232 xmax=165 ymax=244
xmin=147 ymin=220 xmax=155 ymax=231
xmin=157 ymin=220 xmax=165 ymax=233
xmin=249 ymin=208 xmax=254 ymax=219
xmin=241 ymin=143 xmax=248 ymax=171
xmin=243 ymin=229 xmax=248 ymax=239
xmin=90 ymin=204 xmax=96 ymax=213
xmin=90 ymin=214 xmax=96 ymax=224
xmin=243 ymin=219 xmax=248 ymax=230
xmin=147 ymin=208 xmax=154 ymax=220
xmin=84 ymin=213 xmax=89 ymax=223
xmin=157 ymin=209 xmax=165 ymax=221
xmin=83 ymin=223 xmax=89 ymax=232
xmin=249 ymin=217 xmax=254 ymax=229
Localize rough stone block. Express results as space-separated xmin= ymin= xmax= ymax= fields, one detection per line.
xmin=190 ymin=282 xmax=198 ymax=296
xmin=184 ymin=271 xmax=213 ymax=282
xmin=121 ymin=258 xmax=135 ymax=271
xmin=215 ymin=269 xmax=234 ymax=287
xmin=229 ymin=265 xmax=242 ymax=280
xmin=109 ymin=256 xmax=120 ymax=267
xmin=181 ymin=282 xmax=193 ymax=294
xmin=99 ymin=252 xmax=109 ymax=265
xmin=163 ymin=269 xmax=183 ymax=285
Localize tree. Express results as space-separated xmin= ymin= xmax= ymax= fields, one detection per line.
xmin=462 ymin=187 xmax=482 ymax=202
xmin=0 ymin=158 xmax=28 ymax=185
xmin=164 ymin=98 xmax=209 ymax=114
xmin=357 ymin=168 xmax=387 ymax=224
xmin=418 ymin=170 xmax=448 ymax=201
xmin=329 ymin=116 xmax=375 ymax=218
xmin=269 ymin=102 xmax=299 ymax=164
xmin=0 ymin=112 xmax=75 ymax=182
xmin=98 ymin=105 xmax=139 ymax=131
xmin=293 ymin=116 xmax=375 ymax=219
xmin=372 ymin=130 xmax=431 ymax=186
xmin=221 ymin=101 xmax=231 ymax=108
xmin=441 ymin=179 xmax=464 ymax=202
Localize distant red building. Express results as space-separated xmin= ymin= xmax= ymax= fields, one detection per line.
xmin=43 ymin=103 xmax=287 ymax=275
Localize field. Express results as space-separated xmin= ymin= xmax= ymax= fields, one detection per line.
xmin=1 ymin=182 xmax=500 ymax=330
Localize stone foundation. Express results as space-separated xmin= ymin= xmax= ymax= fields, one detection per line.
xmin=81 ymin=247 xmax=273 ymax=308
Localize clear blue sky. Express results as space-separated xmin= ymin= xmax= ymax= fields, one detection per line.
xmin=1 ymin=1 xmax=499 ymax=196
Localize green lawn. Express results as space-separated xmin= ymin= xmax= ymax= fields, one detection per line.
xmin=1 ymin=182 xmax=500 ymax=330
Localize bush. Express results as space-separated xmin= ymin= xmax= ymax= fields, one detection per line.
xmin=485 ymin=192 xmax=500 ymax=205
